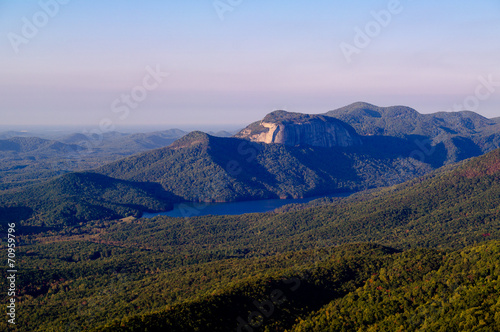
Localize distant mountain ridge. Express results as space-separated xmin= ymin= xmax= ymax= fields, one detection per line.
xmin=0 ymin=129 xmax=190 ymax=191
xmin=324 ymin=102 xmax=500 ymax=164
xmin=0 ymin=137 xmax=82 ymax=154
xmin=325 ymin=102 xmax=497 ymax=136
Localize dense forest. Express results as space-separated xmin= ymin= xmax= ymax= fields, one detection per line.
xmin=1 ymin=109 xmax=500 ymax=331
xmin=326 ymin=103 xmax=500 ymax=155
xmin=1 ymin=147 xmax=500 ymax=331
xmin=96 ymin=241 xmax=500 ymax=331
xmin=0 ymin=172 xmax=176 ymax=227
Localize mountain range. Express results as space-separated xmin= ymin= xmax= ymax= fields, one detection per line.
xmin=1 ymin=102 xmax=499 ymax=227
xmin=3 ymin=130 xmax=500 ymax=331
xmin=326 ymin=102 xmax=500 ymax=164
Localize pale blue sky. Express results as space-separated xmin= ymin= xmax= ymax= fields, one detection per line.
xmin=1 ymin=0 xmax=499 ymax=129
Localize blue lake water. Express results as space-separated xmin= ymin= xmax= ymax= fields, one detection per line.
xmin=141 ymin=193 xmax=352 ymax=218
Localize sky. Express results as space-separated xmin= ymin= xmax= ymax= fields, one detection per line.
xmin=1 ymin=0 xmax=499 ymax=131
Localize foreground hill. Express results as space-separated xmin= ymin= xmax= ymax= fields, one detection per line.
xmin=290 ymin=241 xmax=500 ymax=331
xmin=94 ymin=241 xmax=500 ymax=332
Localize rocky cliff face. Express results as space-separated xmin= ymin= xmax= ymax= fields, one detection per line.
xmin=235 ymin=110 xmax=362 ymax=147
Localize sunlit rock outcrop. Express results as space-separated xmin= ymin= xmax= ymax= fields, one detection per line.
xmin=235 ymin=110 xmax=362 ymax=147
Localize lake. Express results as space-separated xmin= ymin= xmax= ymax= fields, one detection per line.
xmin=141 ymin=193 xmax=352 ymax=218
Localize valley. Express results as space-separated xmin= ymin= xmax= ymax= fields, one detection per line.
xmin=1 ymin=103 xmax=500 ymax=331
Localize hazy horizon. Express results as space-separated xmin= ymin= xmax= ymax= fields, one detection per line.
xmin=1 ymin=100 xmax=499 ymax=136
xmin=1 ymin=1 xmax=499 ymax=127
xmin=0 ymin=123 xmax=246 ymax=135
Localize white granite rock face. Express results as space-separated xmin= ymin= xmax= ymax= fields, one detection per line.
xmin=236 ymin=111 xmax=362 ymax=147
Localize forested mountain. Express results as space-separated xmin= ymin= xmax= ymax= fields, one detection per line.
xmin=71 ymin=147 xmax=500 ymax=331
xmin=325 ymin=102 xmax=500 ymax=164
xmin=94 ymin=147 xmax=500 ymax=254
xmin=1 ymin=105 xmax=499 ymax=331
xmin=0 ymin=172 xmax=174 ymax=227
xmin=1 ymin=103 xmax=497 ymax=193
xmin=2 ymin=147 xmax=500 ymax=331
xmin=98 ymin=130 xmax=433 ymax=203
xmin=325 ymin=102 xmax=496 ymax=137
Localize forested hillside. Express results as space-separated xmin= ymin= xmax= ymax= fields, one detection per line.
xmin=291 ymin=241 xmax=500 ymax=331
xmin=325 ymin=102 xmax=500 ymax=164
xmin=96 ymin=241 xmax=500 ymax=332
xmin=98 ymin=131 xmax=433 ymax=203
xmin=1 ymin=148 xmax=500 ymax=331
xmin=0 ymin=172 xmax=175 ymax=227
